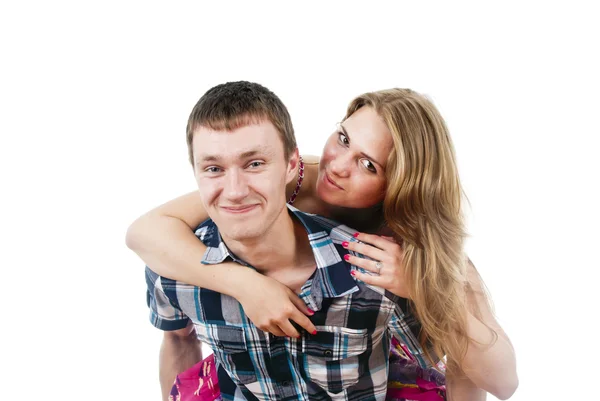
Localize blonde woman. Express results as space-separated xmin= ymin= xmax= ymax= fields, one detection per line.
xmin=128 ymin=88 xmax=518 ymax=400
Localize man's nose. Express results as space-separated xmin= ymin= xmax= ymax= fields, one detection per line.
xmin=223 ymin=169 xmax=249 ymax=202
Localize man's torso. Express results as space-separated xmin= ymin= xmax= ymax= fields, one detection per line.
xmin=146 ymin=207 xmax=426 ymax=400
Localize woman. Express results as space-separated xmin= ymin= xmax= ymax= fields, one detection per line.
xmin=127 ymin=88 xmax=518 ymax=400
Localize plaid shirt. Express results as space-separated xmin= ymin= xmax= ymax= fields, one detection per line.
xmin=146 ymin=205 xmax=432 ymax=401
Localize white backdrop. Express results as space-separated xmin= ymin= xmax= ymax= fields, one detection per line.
xmin=1 ymin=1 xmax=598 ymax=400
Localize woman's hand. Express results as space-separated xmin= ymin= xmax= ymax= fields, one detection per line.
xmin=234 ymin=272 xmax=317 ymax=338
xmin=343 ymin=232 xmax=410 ymax=299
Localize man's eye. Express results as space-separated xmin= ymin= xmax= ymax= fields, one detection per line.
xmin=338 ymin=132 xmax=349 ymax=146
xmin=360 ymin=159 xmax=377 ymax=173
xmin=248 ymin=161 xmax=264 ymax=168
xmin=206 ymin=167 xmax=221 ymax=173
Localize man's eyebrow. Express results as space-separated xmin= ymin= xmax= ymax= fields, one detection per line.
xmin=239 ymin=150 xmax=263 ymax=159
xmin=197 ymin=155 xmax=221 ymax=163
xmin=339 ymin=123 xmax=385 ymax=168
xmin=195 ymin=148 xmax=274 ymax=165
xmin=239 ymin=146 xmax=277 ymax=159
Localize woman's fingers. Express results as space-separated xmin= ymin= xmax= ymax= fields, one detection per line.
xmin=343 ymin=240 xmax=386 ymax=262
xmin=277 ymin=320 xmax=301 ymax=338
xmin=240 ymin=275 xmax=318 ymax=338
xmin=351 ymin=269 xmax=386 ymax=287
xmin=288 ymin=296 xmax=317 ymax=335
xmin=288 ymin=291 xmax=315 ymax=317
xmin=345 ymin=253 xmax=382 ymax=274
xmin=352 ymin=232 xmax=399 ymax=251
xmin=344 ymin=233 xmax=410 ymax=299
xmin=267 ymin=325 xmax=288 ymax=337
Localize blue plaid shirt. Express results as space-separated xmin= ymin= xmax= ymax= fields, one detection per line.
xmin=146 ymin=205 xmax=431 ymax=400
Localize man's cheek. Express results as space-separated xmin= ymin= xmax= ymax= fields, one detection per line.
xmin=196 ymin=185 xmax=217 ymax=207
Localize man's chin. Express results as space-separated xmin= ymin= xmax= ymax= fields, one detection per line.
xmin=216 ymin=220 xmax=262 ymax=241
xmin=223 ymin=229 xmax=262 ymax=242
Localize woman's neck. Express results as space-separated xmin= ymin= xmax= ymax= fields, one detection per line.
xmin=325 ymin=203 xmax=385 ymax=234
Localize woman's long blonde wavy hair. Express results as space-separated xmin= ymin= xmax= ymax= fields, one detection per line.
xmin=344 ymin=89 xmax=494 ymax=374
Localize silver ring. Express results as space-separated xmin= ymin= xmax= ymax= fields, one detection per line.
xmin=375 ymin=261 xmax=383 ymax=271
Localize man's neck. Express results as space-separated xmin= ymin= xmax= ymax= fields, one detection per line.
xmin=222 ymin=207 xmax=315 ymax=276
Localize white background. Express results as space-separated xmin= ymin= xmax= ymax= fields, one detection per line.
xmin=1 ymin=1 xmax=598 ymax=400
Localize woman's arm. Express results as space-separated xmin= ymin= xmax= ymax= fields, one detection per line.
xmin=126 ymin=191 xmax=316 ymax=337
xmin=125 ymin=191 xmax=211 ymax=281
xmin=458 ymin=261 xmax=518 ymax=400
xmin=342 ymin=234 xmax=518 ymax=399
xmin=445 ymin=370 xmax=487 ymax=401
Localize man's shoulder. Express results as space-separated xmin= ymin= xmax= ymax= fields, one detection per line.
xmin=145 ymin=266 xmax=178 ymax=290
xmin=289 ymin=206 xmax=357 ymax=241
xmin=193 ymin=218 xmax=220 ymax=246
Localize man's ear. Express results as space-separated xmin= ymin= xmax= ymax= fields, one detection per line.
xmin=285 ymin=148 xmax=300 ymax=185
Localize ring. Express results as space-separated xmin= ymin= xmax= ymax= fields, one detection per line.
xmin=375 ymin=261 xmax=383 ymax=271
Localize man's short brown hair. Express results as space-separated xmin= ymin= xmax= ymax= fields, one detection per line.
xmin=186 ymin=81 xmax=296 ymax=165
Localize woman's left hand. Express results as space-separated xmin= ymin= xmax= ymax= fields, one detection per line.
xmin=343 ymin=232 xmax=410 ymax=299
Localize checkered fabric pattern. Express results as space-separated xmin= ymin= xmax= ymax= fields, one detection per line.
xmin=146 ymin=205 xmax=431 ymax=400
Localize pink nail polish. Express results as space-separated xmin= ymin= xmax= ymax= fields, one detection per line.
xmin=312 ymin=330 xmax=317 ymax=335
xmin=351 ymin=271 xmax=356 ymax=276
xmin=353 ymin=232 xmax=359 ymax=238
xmin=307 ymin=308 xmax=314 ymax=315
xmin=344 ymin=254 xmax=350 ymax=261
xmin=342 ymin=241 xmax=349 ymax=247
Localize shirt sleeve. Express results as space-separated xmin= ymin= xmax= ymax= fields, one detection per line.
xmin=145 ymin=267 xmax=190 ymax=331
xmin=387 ymin=300 xmax=433 ymax=369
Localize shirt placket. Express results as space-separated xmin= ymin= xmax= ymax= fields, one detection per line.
xmin=267 ymin=336 xmax=307 ymax=400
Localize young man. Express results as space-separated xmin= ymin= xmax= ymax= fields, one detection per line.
xmin=145 ymin=81 xmax=429 ymax=400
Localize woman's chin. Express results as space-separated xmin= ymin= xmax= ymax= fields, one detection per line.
xmin=316 ymin=183 xmax=351 ymax=209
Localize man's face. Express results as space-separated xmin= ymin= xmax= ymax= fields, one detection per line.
xmin=192 ymin=120 xmax=297 ymax=242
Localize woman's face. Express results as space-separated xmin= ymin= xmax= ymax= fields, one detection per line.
xmin=317 ymin=106 xmax=393 ymax=209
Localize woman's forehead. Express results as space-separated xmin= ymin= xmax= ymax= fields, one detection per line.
xmin=343 ymin=107 xmax=392 ymax=165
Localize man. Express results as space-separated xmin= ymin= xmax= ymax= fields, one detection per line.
xmin=145 ymin=81 xmax=428 ymax=400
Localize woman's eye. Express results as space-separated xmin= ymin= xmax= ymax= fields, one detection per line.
xmin=360 ymin=159 xmax=377 ymax=173
xmin=338 ymin=132 xmax=349 ymax=146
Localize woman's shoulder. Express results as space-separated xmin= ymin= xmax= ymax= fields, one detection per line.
xmin=300 ymin=154 xmax=320 ymax=194
xmin=285 ymin=154 xmax=322 ymax=214
xmin=301 ymin=154 xmax=320 ymax=165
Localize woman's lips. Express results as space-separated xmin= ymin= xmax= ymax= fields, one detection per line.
xmin=324 ymin=172 xmax=343 ymax=190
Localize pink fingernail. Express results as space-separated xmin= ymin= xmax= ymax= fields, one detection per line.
xmin=351 ymin=271 xmax=356 ymax=276
xmin=342 ymin=241 xmax=349 ymax=247
xmin=312 ymin=330 xmax=317 ymax=335
xmin=344 ymin=254 xmax=350 ymax=261
xmin=307 ymin=308 xmax=314 ymax=315
xmin=353 ymin=232 xmax=359 ymax=238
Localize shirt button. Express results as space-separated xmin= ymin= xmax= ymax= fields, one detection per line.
xmin=281 ymin=380 xmax=291 ymax=387
xmin=323 ymin=349 xmax=333 ymax=357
